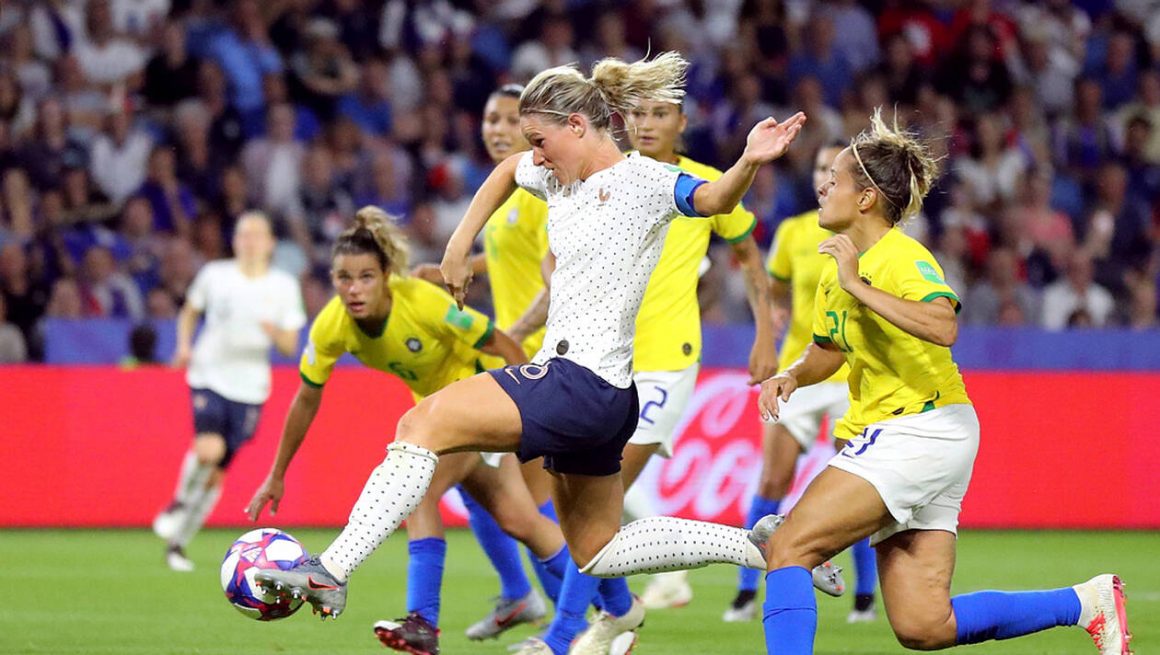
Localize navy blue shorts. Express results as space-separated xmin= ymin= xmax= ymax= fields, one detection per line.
xmin=191 ymin=388 xmax=262 ymax=469
xmin=489 ymin=358 xmax=639 ymax=476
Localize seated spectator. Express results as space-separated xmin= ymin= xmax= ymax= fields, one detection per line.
xmin=287 ymin=17 xmax=359 ymax=122
xmin=77 ymin=245 xmax=144 ymax=319
xmin=208 ymin=0 xmax=283 ymax=125
xmin=0 ymin=293 xmax=27 ymax=363
xmin=1125 ymin=272 xmax=1158 ymax=330
xmin=1081 ymin=161 xmax=1152 ymax=292
xmin=956 ymin=112 xmax=1027 ymax=210
xmin=1053 ymin=77 xmax=1116 ymax=185
xmin=172 ymin=99 xmax=224 ymax=203
xmin=241 ymin=103 xmax=304 ymax=217
xmin=143 ymin=21 xmax=200 ymax=109
xmin=17 ymin=97 xmax=89 ymax=192
xmin=0 ymin=70 xmax=36 ymax=139
xmin=337 ymin=58 xmax=393 ymax=137
xmin=211 ymin=165 xmax=250 ymax=234
xmin=195 ymin=60 xmax=246 ymax=163
xmin=257 ymin=72 xmax=320 ymax=141
xmin=89 ymin=107 xmax=153 ymax=205
xmin=28 ymin=1 xmax=85 ymax=63
xmin=190 ymin=212 xmax=227 ymax=261
xmin=1041 ymin=249 xmax=1115 ymax=330
xmin=787 ymin=15 xmax=852 ymax=108
xmin=118 ymin=195 xmax=164 ymax=293
xmin=60 ymin=165 xmax=118 ymax=226
xmin=1011 ymin=172 xmax=1074 ymax=276
xmin=1086 ymin=31 xmax=1139 ymax=110
xmin=935 ymin=25 xmax=1013 ymax=115
xmin=1113 ymin=70 xmax=1160 ymax=165
xmin=510 ymin=13 xmax=578 ymax=83
xmin=155 ymin=237 xmax=199 ymax=306
xmin=52 ymin=55 xmax=109 ymax=135
xmin=137 ymin=146 xmax=196 ymax=236
xmin=2 ymin=168 xmax=35 ymax=239
xmin=74 ymin=0 xmax=146 ymax=90
xmin=964 ymin=248 xmax=1041 ymax=326
xmin=45 ymin=277 xmax=84 ymax=319
xmin=356 ymin=151 xmax=412 ymax=219
xmin=145 ymin=287 xmax=177 ymax=320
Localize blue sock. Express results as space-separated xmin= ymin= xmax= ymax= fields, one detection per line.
xmin=544 ymin=565 xmax=600 ymax=655
xmin=852 ymin=538 xmax=877 ymax=596
xmin=535 ymin=545 xmax=569 ymax=605
xmin=763 ymin=566 xmax=817 ymax=655
xmin=597 ymin=576 xmax=633 ymax=616
xmin=461 ymin=486 xmax=532 ymax=601
xmin=406 ymin=538 xmax=447 ymax=626
xmin=952 ymin=588 xmax=1081 ymax=643
xmin=739 ymin=495 xmax=781 ymax=592
xmin=527 ymin=501 xmax=562 ymax=603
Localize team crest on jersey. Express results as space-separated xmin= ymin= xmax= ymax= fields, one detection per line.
xmin=598 ymin=187 xmax=610 ymax=203
xmin=406 ymin=337 xmax=422 ymax=352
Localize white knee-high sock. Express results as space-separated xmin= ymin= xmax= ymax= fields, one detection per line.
xmin=581 ymin=517 xmax=765 ymax=577
xmin=173 ymin=482 xmax=222 ymax=548
xmin=173 ymin=451 xmax=214 ymax=506
xmin=321 ymin=442 xmax=438 ymax=581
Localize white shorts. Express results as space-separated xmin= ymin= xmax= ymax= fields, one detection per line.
xmin=626 ymin=364 xmax=699 ymax=458
xmin=770 ymin=382 xmax=850 ymax=450
xmin=828 ymin=404 xmax=979 ymax=546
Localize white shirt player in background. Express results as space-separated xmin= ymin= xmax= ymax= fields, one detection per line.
xmin=248 ymin=52 xmax=809 ymax=655
xmin=152 ymin=212 xmax=305 ymax=571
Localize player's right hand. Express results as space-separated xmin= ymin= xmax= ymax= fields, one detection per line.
xmin=246 ymin=476 xmax=284 ymax=521
xmin=440 ymin=251 xmax=473 ymax=309
xmin=758 ymin=373 xmax=798 ymax=422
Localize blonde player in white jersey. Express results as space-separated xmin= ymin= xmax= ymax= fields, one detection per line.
xmin=252 ymin=53 xmax=808 ymax=655
xmin=152 ymin=212 xmax=305 ymax=571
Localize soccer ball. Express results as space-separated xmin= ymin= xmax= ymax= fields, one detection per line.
xmin=220 ymin=528 xmax=310 ymax=620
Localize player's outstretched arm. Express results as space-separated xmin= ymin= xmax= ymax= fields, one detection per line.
xmin=692 ymin=113 xmax=807 ymax=217
xmin=759 ymin=342 xmax=844 ymax=421
xmin=246 ymin=382 xmax=324 ymax=520
xmin=479 ymin=328 xmax=530 ymax=366
xmin=442 ymin=153 xmax=521 ymax=307
xmin=171 ymin=302 xmax=201 ymax=368
xmin=731 ymin=236 xmax=778 ymax=384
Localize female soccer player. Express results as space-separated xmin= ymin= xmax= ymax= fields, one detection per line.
xmin=755 ymin=111 xmax=1131 ymax=655
xmin=245 ymin=208 xmax=569 ymax=654
xmin=152 ymin=212 xmax=304 ymax=571
xmin=727 ymin=143 xmax=879 ymax=624
xmin=255 ymin=52 xmax=807 ymax=652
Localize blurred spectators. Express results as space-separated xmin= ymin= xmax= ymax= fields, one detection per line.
xmin=0 ymin=292 xmax=28 ymax=363
xmin=0 ymin=0 xmax=1151 ymax=363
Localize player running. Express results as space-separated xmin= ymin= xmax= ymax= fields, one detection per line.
xmin=252 ymin=53 xmax=808 ymax=648
xmin=726 ymin=143 xmax=879 ymax=624
xmin=152 ymin=212 xmax=305 ymax=571
xmin=755 ymin=111 xmax=1131 ymax=655
xmin=245 ymin=208 xmax=568 ymax=655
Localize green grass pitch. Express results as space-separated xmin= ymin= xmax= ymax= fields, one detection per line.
xmin=1 ymin=529 xmax=1152 ymax=654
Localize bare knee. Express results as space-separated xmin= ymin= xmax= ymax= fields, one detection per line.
xmin=192 ymin=437 xmax=225 ymax=467
xmin=890 ymin=614 xmax=956 ymax=651
xmin=396 ymin=405 xmax=437 ymax=449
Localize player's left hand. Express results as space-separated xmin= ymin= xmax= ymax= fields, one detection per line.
xmin=747 ymin=338 xmax=778 ymax=386
xmin=439 ymin=250 xmax=473 ymax=309
xmin=818 ymin=234 xmax=861 ymax=292
xmin=742 ymin=112 xmax=807 ymax=166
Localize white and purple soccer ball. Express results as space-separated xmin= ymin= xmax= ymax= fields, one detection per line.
xmin=220 ymin=528 xmax=309 ymax=621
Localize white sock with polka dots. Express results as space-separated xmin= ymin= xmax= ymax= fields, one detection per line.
xmin=320 ymin=442 xmax=438 ymax=581
xmin=580 ymin=517 xmax=766 ymax=577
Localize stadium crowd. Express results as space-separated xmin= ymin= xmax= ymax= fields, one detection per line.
xmin=0 ymin=0 xmax=1158 ymax=363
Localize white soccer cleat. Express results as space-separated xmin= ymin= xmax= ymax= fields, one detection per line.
xmin=640 ymin=571 xmax=693 ymax=610
xmin=568 ymin=596 xmax=645 ymax=655
xmin=165 ymin=545 xmax=194 ymax=572
xmin=152 ymin=503 xmax=185 ymax=542
xmin=812 ymin=561 xmax=846 ymax=597
xmin=1075 ymin=574 xmax=1133 ymax=655
xmin=847 ymin=607 xmax=877 ymax=623
xmin=509 ymin=637 xmax=553 ymax=655
xmin=608 ymin=630 xmax=638 ymax=655
xmin=722 ymin=590 xmax=758 ymax=623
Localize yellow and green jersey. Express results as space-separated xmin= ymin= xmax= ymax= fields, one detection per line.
xmin=633 ymin=155 xmax=757 ymax=372
xmin=300 ymin=276 xmax=495 ymax=400
xmin=811 ymin=228 xmax=970 ymax=439
xmin=766 ymin=210 xmax=847 ymax=383
xmin=483 ymin=188 xmax=548 ymax=358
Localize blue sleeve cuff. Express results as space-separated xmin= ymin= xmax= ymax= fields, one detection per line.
xmin=674 ymin=173 xmax=708 ymax=217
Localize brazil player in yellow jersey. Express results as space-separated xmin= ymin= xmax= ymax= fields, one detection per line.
xmin=245 ymin=208 xmax=570 ymax=654
xmin=756 ymin=111 xmax=1130 ymax=655
xmin=728 ymin=143 xmax=877 ymax=624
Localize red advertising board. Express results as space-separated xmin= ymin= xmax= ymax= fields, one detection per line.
xmin=1 ymin=366 xmax=1157 ymax=529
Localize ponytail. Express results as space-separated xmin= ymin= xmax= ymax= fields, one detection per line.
xmin=332 ymin=206 xmax=410 ymax=276
xmin=848 ymin=108 xmax=940 ymax=224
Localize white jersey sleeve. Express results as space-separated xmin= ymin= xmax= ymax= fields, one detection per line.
xmin=515 ymin=151 xmax=555 ymax=200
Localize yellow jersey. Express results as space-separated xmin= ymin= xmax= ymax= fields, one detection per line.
xmin=483 ymin=188 xmax=548 ymax=358
xmin=766 ymin=210 xmax=847 ymax=383
xmin=299 ymin=276 xmax=495 ymax=400
xmin=633 ymin=155 xmax=757 ymax=372
xmin=811 ymin=228 xmax=970 ymax=439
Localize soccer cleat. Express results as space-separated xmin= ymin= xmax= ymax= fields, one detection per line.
xmin=152 ymin=501 xmax=185 ymax=542
xmin=608 ymin=630 xmax=638 ymax=655
xmin=165 ymin=544 xmax=194 ymax=572
xmin=812 ymin=561 xmax=846 ymax=597
xmin=640 ymin=571 xmax=693 ymax=610
xmin=374 ymin=612 xmax=441 ymax=655
xmin=847 ymin=593 xmax=877 ymax=623
xmin=748 ymin=514 xmax=846 ymax=597
xmin=254 ymin=556 xmax=347 ymax=619
xmin=465 ymin=589 xmax=548 ymax=640
xmin=722 ymin=589 xmax=758 ymax=623
xmin=1075 ymin=574 xmax=1132 ymax=655
xmin=568 ymin=596 xmax=645 ymax=655
xmin=508 ymin=636 xmax=553 ymax=655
